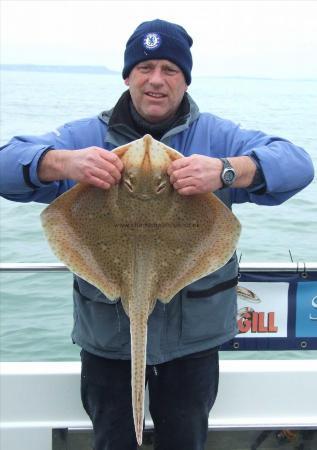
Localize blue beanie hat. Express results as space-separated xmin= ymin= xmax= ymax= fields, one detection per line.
xmin=122 ymin=19 xmax=193 ymax=85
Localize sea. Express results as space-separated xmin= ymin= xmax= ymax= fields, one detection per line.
xmin=0 ymin=66 xmax=316 ymax=362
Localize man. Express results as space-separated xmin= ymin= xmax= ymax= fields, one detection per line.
xmin=0 ymin=19 xmax=314 ymax=450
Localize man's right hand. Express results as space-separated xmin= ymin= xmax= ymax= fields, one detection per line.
xmin=38 ymin=147 xmax=124 ymax=189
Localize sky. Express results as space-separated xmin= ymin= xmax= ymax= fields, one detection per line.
xmin=1 ymin=0 xmax=317 ymax=79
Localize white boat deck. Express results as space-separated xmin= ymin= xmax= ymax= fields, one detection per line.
xmin=1 ymin=360 xmax=317 ymax=450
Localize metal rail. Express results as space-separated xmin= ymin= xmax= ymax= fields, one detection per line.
xmin=0 ymin=262 xmax=317 ymax=273
xmin=0 ymin=263 xmax=68 ymax=273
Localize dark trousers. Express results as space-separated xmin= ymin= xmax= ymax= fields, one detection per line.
xmin=80 ymin=349 xmax=219 ymax=450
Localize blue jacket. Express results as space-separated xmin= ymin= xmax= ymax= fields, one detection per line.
xmin=0 ymin=95 xmax=314 ymax=363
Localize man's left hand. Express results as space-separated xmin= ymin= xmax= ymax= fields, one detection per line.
xmin=167 ymin=154 xmax=223 ymax=195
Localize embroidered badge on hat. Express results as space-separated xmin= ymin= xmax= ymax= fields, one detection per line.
xmin=143 ymin=33 xmax=161 ymax=50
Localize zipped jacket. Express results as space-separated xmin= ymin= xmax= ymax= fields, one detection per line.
xmin=0 ymin=95 xmax=314 ymax=363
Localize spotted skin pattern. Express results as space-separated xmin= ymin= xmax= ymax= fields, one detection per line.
xmin=41 ymin=135 xmax=241 ymax=446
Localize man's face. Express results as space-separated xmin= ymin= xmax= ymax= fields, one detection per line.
xmin=125 ymin=59 xmax=188 ymax=124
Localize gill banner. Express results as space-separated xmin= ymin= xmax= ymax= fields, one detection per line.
xmin=222 ymin=269 xmax=317 ymax=351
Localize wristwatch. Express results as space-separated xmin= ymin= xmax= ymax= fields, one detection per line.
xmin=219 ymin=158 xmax=236 ymax=188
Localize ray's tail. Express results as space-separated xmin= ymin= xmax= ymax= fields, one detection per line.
xmin=130 ymin=313 xmax=148 ymax=446
xmin=123 ymin=239 xmax=157 ymax=446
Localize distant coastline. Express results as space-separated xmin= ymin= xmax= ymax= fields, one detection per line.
xmin=1 ymin=64 xmax=316 ymax=82
xmin=0 ymin=64 xmax=119 ymax=74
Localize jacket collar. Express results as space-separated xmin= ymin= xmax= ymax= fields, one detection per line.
xmin=99 ymin=90 xmax=200 ymax=147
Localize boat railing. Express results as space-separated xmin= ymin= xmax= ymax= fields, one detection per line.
xmin=1 ymin=261 xmax=317 ymax=272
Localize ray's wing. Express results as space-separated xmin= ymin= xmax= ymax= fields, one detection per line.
xmin=154 ymin=191 xmax=241 ymax=302
xmin=41 ymin=183 xmax=126 ymax=300
xmin=40 ymin=142 xmax=136 ymax=301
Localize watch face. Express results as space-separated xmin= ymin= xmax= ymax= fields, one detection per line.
xmin=224 ymin=169 xmax=235 ymax=184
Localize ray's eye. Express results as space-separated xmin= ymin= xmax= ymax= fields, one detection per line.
xmin=124 ymin=177 xmax=134 ymax=192
xmin=156 ymin=181 xmax=167 ymax=193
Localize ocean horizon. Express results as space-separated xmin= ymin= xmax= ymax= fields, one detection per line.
xmin=1 ymin=63 xmax=317 ymax=82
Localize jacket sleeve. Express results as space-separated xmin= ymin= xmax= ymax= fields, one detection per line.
xmin=209 ymin=115 xmax=315 ymax=205
xmin=0 ymin=124 xmax=77 ymax=204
